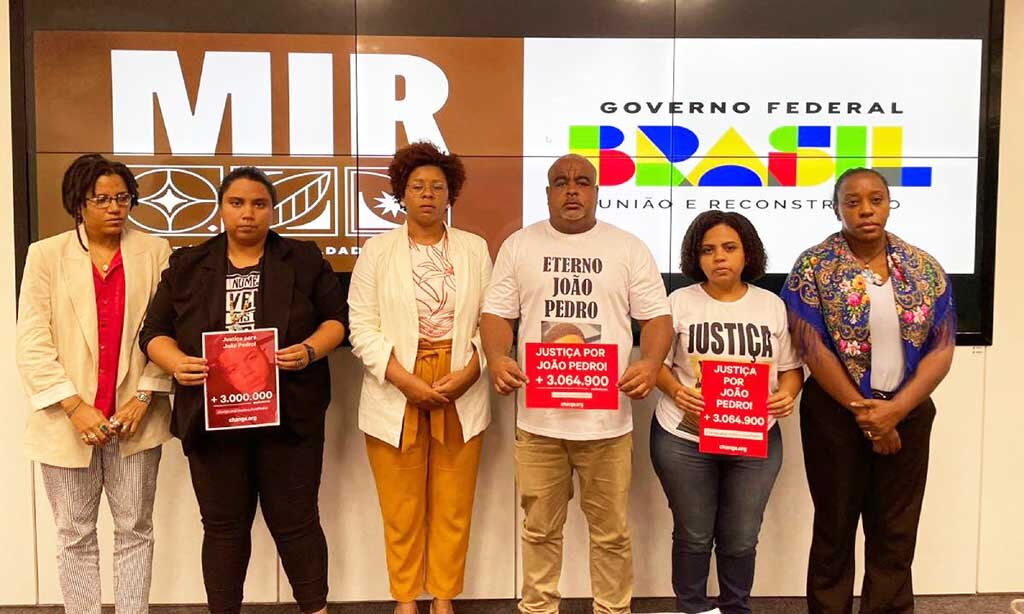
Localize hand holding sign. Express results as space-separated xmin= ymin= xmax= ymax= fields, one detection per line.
xmin=490 ymin=355 xmax=528 ymax=395
xmin=672 ymin=385 xmax=704 ymax=418
xmin=767 ymin=389 xmax=796 ymax=418
xmin=618 ymin=357 xmax=659 ymax=399
xmin=173 ymin=355 xmax=208 ymax=386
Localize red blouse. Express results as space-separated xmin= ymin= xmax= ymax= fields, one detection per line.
xmin=92 ymin=250 xmax=125 ymax=418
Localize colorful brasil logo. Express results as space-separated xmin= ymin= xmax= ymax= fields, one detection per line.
xmin=569 ymin=125 xmax=933 ymax=188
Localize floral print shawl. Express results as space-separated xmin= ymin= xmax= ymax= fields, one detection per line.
xmin=780 ymin=232 xmax=956 ymax=396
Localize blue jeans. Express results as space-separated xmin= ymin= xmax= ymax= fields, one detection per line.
xmin=650 ymin=417 xmax=783 ymax=614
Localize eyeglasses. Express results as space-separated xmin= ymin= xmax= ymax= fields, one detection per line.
xmin=407 ymin=183 xmax=448 ymax=195
xmin=86 ymin=193 xmax=132 ymax=208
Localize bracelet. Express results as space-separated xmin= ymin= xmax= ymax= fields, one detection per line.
xmin=64 ymin=399 xmax=83 ymax=418
xmin=302 ymin=343 xmax=317 ymax=364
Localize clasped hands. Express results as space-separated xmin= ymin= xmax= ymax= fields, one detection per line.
xmin=64 ymin=395 xmax=151 ymax=446
xmin=399 ymin=364 xmax=478 ymax=409
xmin=849 ymin=398 xmax=908 ymax=455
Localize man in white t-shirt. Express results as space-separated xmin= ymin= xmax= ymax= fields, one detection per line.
xmin=481 ymin=154 xmax=672 ymax=614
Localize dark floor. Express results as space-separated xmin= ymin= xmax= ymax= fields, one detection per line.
xmin=4 ymin=595 xmax=1024 ymax=613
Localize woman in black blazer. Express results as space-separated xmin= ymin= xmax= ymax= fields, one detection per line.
xmin=141 ymin=166 xmax=346 ymax=614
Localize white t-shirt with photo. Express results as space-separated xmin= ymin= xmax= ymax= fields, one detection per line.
xmin=655 ymin=283 xmax=803 ymax=443
xmin=483 ymin=220 xmax=671 ymax=440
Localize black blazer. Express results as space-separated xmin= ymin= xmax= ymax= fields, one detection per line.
xmin=140 ymin=232 xmax=347 ymax=453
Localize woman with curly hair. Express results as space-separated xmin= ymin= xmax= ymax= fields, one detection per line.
xmin=348 ymin=141 xmax=492 ymax=614
xmin=652 ymin=210 xmax=803 ymax=614
xmin=780 ymin=168 xmax=955 ymax=614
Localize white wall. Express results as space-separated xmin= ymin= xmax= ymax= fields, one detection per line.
xmin=2 ymin=0 xmax=1022 ymax=604
xmin=978 ymin=0 xmax=1024 ymax=592
xmin=0 ymin=0 xmax=42 ymax=605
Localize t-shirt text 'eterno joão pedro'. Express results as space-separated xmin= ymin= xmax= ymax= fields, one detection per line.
xmin=543 ymin=255 xmax=602 ymax=319
xmin=483 ymin=220 xmax=670 ymax=441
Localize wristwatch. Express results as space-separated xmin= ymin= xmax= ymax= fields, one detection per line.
xmin=302 ymin=343 xmax=317 ymax=364
xmin=135 ymin=391 xmax=152 ymax=404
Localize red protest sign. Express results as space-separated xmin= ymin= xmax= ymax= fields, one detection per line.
xmin=699 ymin=360 xmax=770 ymax=458
xmin=202 ymin=328 xmax=281 ymax=430
xmin=524 ymin=342 xmax=619 ymax=410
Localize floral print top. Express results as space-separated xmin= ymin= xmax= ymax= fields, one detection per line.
xmin=409 ymin=232 xmax=456 ymax=340
xmin=780 ymin=232 xmax=956 ymax=396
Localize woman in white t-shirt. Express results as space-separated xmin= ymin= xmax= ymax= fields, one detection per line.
xmin=652 ymin=211 xmax=804 ymax=614
xmin=348 ymin=142 xmax=493 ymax=614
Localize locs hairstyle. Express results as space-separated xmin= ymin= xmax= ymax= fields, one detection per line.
xmin=217 ymin=166 xmax=278 ymax=206
xmin=61 ymin=153 xmax=140 ymax=250
xmin=679 ymin=210 xmax=768 ymax=282
xmin=388 ymin=141 xmax=466 ymax=207
xmin=831 ymin=167 xmax=891 ymax=219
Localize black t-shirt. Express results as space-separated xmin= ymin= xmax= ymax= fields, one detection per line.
xmin=225 ymin=260 xmax=261 ymax=331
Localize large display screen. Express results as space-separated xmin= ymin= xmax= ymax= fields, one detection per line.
xmin=17 ymin=0 xmax=1000 ymax=342
xmin=522 ymin=38 xmax=982 ymax=274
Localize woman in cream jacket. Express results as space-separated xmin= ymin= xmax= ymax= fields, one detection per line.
xmin=16 ymin=154 xmax=172 ymax=614
xmin=348 ymin=142 xmax=491 ymax=614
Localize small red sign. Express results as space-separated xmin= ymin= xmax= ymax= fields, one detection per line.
xmin=524 ymin=342 xmax=619 ymax=410
xmin=699 ymin=360 xmax=770 ymax=458
xmin=202 ymin=328 xmax=281 ymax=430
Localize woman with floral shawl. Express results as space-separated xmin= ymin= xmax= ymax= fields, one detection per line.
xmin=780 ymin=167 xmax=955 ymax=614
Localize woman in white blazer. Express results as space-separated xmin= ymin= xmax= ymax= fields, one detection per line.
xmin=16 ymin=154 xmax=172 ymax=614
xmin=348 ymin=142 xmax=491 ymax=614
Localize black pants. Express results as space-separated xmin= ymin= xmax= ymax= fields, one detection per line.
xmin=800 ymin=377 xmax=936 ymax=614
xmin=187 ymin=430 xmax=328 ymax=614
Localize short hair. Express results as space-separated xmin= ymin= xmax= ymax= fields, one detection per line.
xmin=388 ymin=141 xmax=466 ymax=206
xmin=61 ymin=154 xmax=140 ymax=251
xmin=218 ymin=166 xmax=278 ymax=207
xmin=832 ymin=167 xmax=891 ymax=218
xmin=546 ymin=154 xmax=597 ymax=185
xmin=679 ymin=211 xmax=767 ymax=282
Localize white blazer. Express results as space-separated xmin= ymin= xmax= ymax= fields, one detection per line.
xmin=16 ymin=227 xmax=173 ymax=468
xmin=349 ymin=224 xmax=492 ymax=447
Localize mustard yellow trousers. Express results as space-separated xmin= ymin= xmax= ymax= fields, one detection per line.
xmin=365 ymin=339 xmax=484 ymax=601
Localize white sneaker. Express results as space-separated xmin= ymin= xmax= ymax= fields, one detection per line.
xmin=1010 ymin=598 xmax=1024 ymax=613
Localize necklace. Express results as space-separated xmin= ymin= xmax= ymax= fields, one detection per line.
xmin=856 ymin=250 xmax=892 ymax=286
xmin=94 ymin=254 xmax=114 ymax=274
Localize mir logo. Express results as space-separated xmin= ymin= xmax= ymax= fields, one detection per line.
xmin=569 ymin=125 xmax=932 ymax=188
xmin=110 ymin=50 xmax=449 ymax=156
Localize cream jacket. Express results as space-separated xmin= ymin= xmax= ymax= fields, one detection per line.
xmin=16 ymin=227 xmax=173 ymax=468
xmin=349 ymin=224 xmax=492 ymax=447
